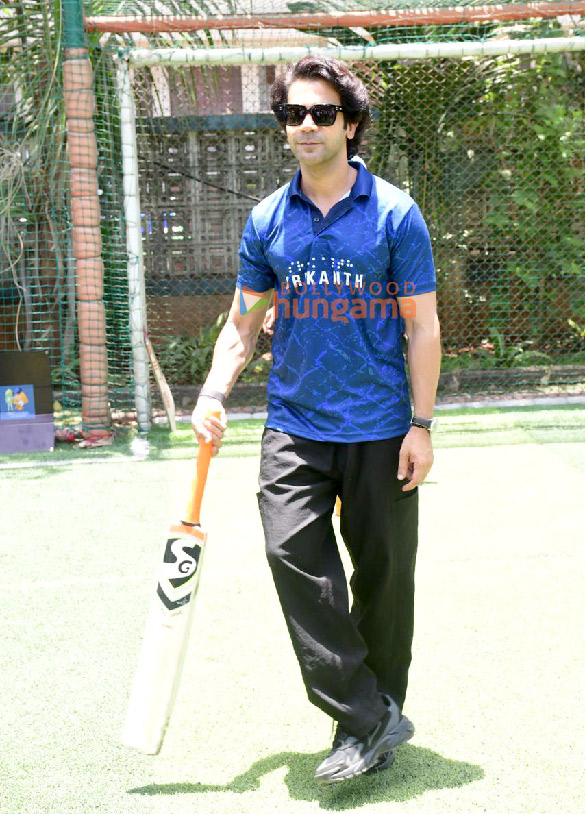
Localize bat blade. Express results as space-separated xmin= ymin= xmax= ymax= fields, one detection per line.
xmin=122 ymin=415 xmax=220 ymax=756
xmin=121 ymin=522 xmax=206 ymax=755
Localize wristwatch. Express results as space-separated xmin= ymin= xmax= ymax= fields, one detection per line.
xmin=199 ymin=387 xmax=225 ymax=404
xmin=410 ymin=416 xmax=438 ymax=434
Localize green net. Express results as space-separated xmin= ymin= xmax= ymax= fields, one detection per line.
xmin=1 ymin=1 xmax=584 ymax=434
xmin=0 ymin=2 xmax=132 ymax=435
xmin=0 ymin=4 xmax=72 ymax=403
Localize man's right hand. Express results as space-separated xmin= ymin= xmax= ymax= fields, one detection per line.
xmin=191 ymin=398 xmax=227 ymax=456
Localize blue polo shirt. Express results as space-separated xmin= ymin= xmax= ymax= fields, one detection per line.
xmin=236 ymin=158 xmax=436 ymax=442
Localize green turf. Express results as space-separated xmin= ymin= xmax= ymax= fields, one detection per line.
xmin=1 ymin=407 xmax=584 ymax=813
xmin=2 ymin=404 xmax=585 ymax=470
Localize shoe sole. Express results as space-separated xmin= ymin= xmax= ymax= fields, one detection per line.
xmin=316 ymin=716 xmax=414 ymax=785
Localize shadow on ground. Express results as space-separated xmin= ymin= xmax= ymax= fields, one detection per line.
xmin=128 ymin=744 xmax=483 ymax=809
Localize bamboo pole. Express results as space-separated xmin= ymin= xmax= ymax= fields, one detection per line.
xmin=62 ymin=0 xmax=111 ymax=441
xmin=85 ymin=3 xmax=585 ymax=33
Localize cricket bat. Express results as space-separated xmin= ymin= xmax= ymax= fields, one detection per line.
xmin=143 ymin=326 xmax=176 ymax=432
xmin=121 ymin=411 xmax=220 ymax=754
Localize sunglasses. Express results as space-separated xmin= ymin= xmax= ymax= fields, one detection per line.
xmin=274 ymin=103 xmax=345 ymax=127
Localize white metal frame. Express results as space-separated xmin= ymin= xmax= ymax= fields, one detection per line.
xmin=129 ymin=36 xmax=585 ymax=67
xmin=114 ymin=35 xmax=585 ymax=428
xmin=116 ymin=57 xmax=151 ymax=433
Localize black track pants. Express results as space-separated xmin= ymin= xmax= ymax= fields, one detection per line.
xmin=258 ymin=428 xmax=419 ymax=738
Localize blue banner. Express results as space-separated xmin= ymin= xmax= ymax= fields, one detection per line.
xmin=1 ymin=385 xmax=36 ymax=420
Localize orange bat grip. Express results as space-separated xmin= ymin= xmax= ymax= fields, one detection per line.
xmin=183 ymin=409 xmax=222 ymax=525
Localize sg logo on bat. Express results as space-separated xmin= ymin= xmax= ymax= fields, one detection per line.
xmin=157 ymin=528 xmax=206 ymax=611
xmin=162 ymin=535 xmax=202 ymax=583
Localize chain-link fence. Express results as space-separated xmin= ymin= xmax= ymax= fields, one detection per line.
xmin=125 ymin=46 xmax=585 ymax=411
xmin=1 ymin=2 xmax=585 ymax=429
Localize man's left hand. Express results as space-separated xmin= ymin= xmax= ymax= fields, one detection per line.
xmin=397 ymin=427 xmax=434 ymax=492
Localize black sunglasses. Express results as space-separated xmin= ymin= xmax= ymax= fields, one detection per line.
xmin=274 ymin=104 xmax=345 ymax=127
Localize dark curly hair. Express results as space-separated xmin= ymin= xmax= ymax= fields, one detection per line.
xmin=270 ymin=56 xmax=370 ymax=159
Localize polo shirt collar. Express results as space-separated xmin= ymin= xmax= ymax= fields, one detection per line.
xmin=289 ymin=157 xmax=373 ymax=202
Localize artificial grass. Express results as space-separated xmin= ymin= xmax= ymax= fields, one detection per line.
xmin=1 ymin=409 xmax=584 ymax=813
xmin=2 ymin=404 xmax=585 ymax=471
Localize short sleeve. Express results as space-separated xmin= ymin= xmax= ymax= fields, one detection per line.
xmin=236 ymin=211 xmax=276 ymax=292
xmin=388 ymin=203 xmax=436 ymax=295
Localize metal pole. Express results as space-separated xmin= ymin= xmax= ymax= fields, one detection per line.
xmin=115 ymin=56 xmax=151 ymax=434
xmin=129 ymin=36 xmax=585 ymax=68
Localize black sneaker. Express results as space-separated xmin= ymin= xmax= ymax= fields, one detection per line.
xmin=315 ymin=698 xmax=414 ymax=785
xmin=365 ymin=693 xmax=396 ymax=774
xmin=314 ymin=726 xmax=360 ymax=783
xmin=365 ymin=749 xmax=395 ymax=774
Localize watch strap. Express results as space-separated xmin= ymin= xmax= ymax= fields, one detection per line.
xmin=199 ymin=388 xmax=225 ymax=404
xmin=411 ymin=416 xmax=435 ymax=432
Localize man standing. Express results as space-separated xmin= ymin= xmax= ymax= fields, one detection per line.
xmin=192 ymin=55 xmax=441 ymax=784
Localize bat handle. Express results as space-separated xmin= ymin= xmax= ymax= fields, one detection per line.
xmin=183 ymin=409 xmax=222 ymax=525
